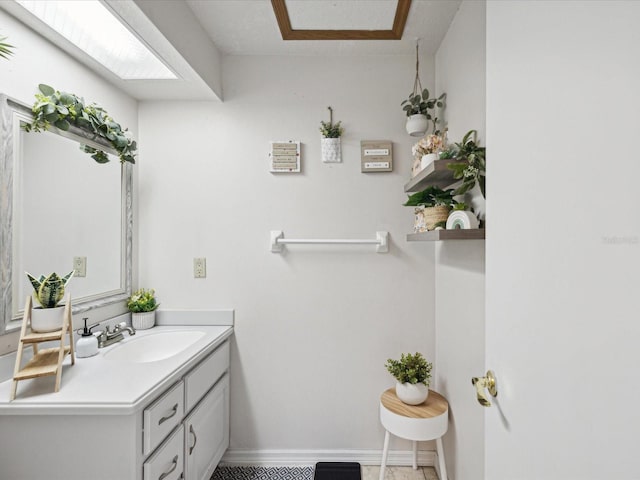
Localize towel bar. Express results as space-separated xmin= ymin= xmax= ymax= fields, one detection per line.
xmin=270 ymin=231 xmax=389 ymax=253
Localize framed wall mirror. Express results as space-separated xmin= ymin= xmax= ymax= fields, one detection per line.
xmin=0 ymin=94 xmax=132 ymax=334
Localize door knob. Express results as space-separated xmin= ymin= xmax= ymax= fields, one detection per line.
xmin=471 ymin=370 xmax=497 ymax=407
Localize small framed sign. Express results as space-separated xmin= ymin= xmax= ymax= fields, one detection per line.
xmin=361 ymin=140 xmax=393 ymax=172
xmin=270 ymin=141 xmax=300 ymax=173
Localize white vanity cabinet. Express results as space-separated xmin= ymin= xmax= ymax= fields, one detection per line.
xmin=0 ymin=325 xmax=232 ymax=480
xmin=142 ymin=341 xmax=230 ymax=480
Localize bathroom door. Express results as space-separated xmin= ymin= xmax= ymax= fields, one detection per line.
xmin=484 ymin=1 xmax=640 ymax=479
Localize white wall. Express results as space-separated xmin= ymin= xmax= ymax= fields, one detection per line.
xmin=486 ymin=1 xmax=640 ymax=478
xmin=138 ymin=55 xmax=438 ymax=455
xmin=0 ymin=9 xmax=138 ymax=353
xmin=434 ymin=2 xmax=486 ymax=479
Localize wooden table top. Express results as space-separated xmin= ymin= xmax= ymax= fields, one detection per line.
xmin=380 ymin=388 xmax=448 ymax=419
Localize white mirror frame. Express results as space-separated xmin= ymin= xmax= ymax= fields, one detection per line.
xmin=0 ymin=94 xmax=133 ymax=334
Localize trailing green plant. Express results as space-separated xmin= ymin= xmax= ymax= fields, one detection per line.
xmin=403 ymin=185 xmax=457 ymax=208
xmin=127 ymin=288 xmax=159 ymax=313
xmin=401 ymin=89 xmax=446 ymax=134
xmin=438 ymin=149 xmax=456 ymax=160
xmin=448 ymin=130 xmax=486 ymax=197
xmin=0 ymin=35 xmax=14 ymax=60
xmin=385 ymin=352 xmax=432 ymax=385
xmin=23 ymin=84 xmax=137 ymax=164
xmin=319 ymin=120 xmax=344 ymax=138
xmin=26 ymin=271 xmax=74 ymax=308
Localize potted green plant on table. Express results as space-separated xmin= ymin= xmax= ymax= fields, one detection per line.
xmin=127 ymin=288 xmax=159 ymax=330
xmin=320 ymin=106 xmax=344 ymax=163
xmin=385 ymin=352 xmax=433 ymax=405
xmin=26 ymin=271 xmax=74 ymax=332
xmin=23 ymin=84 xmax=137 ymax=164
xmin=404 ymin=186 xmax=457 ymax=232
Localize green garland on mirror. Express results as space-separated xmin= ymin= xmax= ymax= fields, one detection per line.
xmin=23 ymin=84 xmax=136 ymax=164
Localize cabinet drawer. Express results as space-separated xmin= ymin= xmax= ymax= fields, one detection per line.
xmin=144 ymin=381 xmax=184 ymax=456
xmin=184 ymin=341 xmax=229 ymax=412
xmin=144 ymin=424 xmax=184 ymax=480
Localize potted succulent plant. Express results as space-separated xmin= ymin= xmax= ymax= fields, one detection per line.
xmin=127 ymin=288 xmax=159 ymax=330
xmin=0 ymin=35 xmax=14 ymax=60
xmin=404 ymin=186 xmax=457 ymax=232
xmin=26 ymin=271 xmax=74 ymax=332
xmin=24 ymin=84 xmax=137 ymax=164
xmin=401 ymin=88 xmax=446 ymax=137
xmin=385 ymin=352 xmax=433 ymax=405
xmin=319 ymin=107 xmax=344 ymax=163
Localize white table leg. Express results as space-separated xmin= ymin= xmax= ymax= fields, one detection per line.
xmin=412 ymin=440 xmax=417 ymax=469
xmin=436 ymin=437 xmax=448 ymax=480
xmin=379 ymin=430 xmax=390 ymax=480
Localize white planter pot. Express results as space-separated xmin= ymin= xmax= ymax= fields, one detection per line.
xmin=405 ymin=114 xmax=428 ymax=137
xmin=395 ymin=382 xmax=429 ymax=405
xmin=31 ymin=306 xmax=65 ymax=332
xmin=321 ymin=137 xmax=342 ymax=163
xmin=420 ymin=153 xmax=438 ymax=170
xmin=131 ymin=311 xmax=156 ymax=330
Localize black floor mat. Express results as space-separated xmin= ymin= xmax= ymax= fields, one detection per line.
xmin=314 ymin=462 xmax=361 ymax=480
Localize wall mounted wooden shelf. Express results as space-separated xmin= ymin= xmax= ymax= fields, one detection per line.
xmin=407 ymin=229 xmax=485 ymax=242
xmin=404 ymin=158 xmax=466 ymax=193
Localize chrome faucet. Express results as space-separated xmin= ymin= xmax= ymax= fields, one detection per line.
xmin=97 ymin=322 xmax=136 ymax=348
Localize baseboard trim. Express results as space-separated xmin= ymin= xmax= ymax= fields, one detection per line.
xmin=221 ymin=449 xmax=437 ymax=468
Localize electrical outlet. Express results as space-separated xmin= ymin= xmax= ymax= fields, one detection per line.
xmin=73 ymin=256 xmax=87 ymax=277
xmin=193 ymin=257 xmax=206 ymax=278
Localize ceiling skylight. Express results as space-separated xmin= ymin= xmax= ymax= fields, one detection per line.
xmin=15 ymin=0 xmax=177 ymax=80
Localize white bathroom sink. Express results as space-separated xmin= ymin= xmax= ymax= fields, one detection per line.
xmin=103 ymin=330 xmax=206 ymax=363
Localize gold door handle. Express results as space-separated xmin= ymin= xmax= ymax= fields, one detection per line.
xmin=471 ymin=370 xmax=497 ymax=407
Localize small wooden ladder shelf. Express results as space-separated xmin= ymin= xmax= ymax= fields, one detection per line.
xmin=10 ymin=295 xmax=75 ymax=401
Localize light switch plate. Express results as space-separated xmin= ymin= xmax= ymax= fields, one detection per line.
xmin=73 ymin=256 xmax=86 ymax=277
xmin=194 ymin=257 xmax=206 ymax=278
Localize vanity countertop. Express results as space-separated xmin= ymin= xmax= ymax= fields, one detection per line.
xmin=0 ymin=324 xmax=233 ymax=415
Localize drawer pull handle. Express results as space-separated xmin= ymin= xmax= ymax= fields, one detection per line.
xmin=159 ymin=404 xmax=178 ymax=425
xmin=189 ymin=424 xmax=198 ymax=455
xmin=158 ymin=454 xmax=179 ymax=480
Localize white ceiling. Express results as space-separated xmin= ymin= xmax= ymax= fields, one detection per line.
xmin=186 ymin=0 xmax=462 ymax=56
xmin=1 ymin=0 xmax=462 ymax=100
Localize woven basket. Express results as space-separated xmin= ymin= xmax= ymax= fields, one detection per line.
xmin=414 ymin=205 xmax=451 ymax=232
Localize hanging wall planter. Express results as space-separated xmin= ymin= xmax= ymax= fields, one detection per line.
xmin=321 ymin=137 xmax=341 ymax=163
xmin=319 ymin=106 xmax=344 ymax=163
xmin=406 ymin=114 xmax=429 ymax=137
xmin=401 ymin=41 xmax=445 ymax=137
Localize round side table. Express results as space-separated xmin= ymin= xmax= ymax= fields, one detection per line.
xmin=379 ymin=388 xmax=449 ymax=480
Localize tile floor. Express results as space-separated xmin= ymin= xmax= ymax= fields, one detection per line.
xmin=362 ymin=466 xmax=438 ymax=480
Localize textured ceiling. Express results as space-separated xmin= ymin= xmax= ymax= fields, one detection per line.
xmin=186 ymin=0 xmax=462 ymax=56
